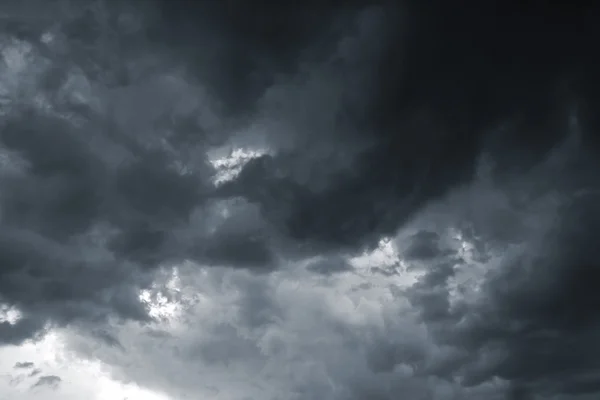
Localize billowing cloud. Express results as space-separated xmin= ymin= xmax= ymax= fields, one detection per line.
xmin=0 ymin=1 xmax=599 ymax=400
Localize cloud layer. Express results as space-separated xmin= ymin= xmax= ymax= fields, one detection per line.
xmin=1 ymin=1 xmax=599 ymax=399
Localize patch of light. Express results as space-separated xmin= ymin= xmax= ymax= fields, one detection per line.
xmin=449 ymin=228 xmax=476 ymax=264
xmin=139 ymin=290 xmax=181 ymax=322
xmin=0 ymin=328 xmax=172 ymax=400
xmin=94 ymin=374 xmax=171 ymax=400
xmin=273 ymin=258 xmax=409 ymax=333
xmin=348 ymin=237 xmax=421 ymax=287
xmin=40 ymin=31 xmax=54 ymax=45
xmin=446 ymin=228 xmax=490 ymax=309
xmin=57 ymin=68 xmax=96 ymax=108
xmin=0 ymin=304 xmax=23 ymax=325
xmin=138 ymin=267 xmax=185 ymax=324
xmin=209 ymin=146 xmax=269 ymax=185
xmin=349 ymin=237 xmax=398 ymax=272
xmin=0 ymin=35 xmax=72 ymax=119
xmin=0 ymin=37 xmax=33 ymax=74
xmin=285 ymin=237 xmax=420 ymax=321
xmin=0 ymin=144 xmax=30 ymax=176
xmin=0 ymin=37 xmax=34 ymax=109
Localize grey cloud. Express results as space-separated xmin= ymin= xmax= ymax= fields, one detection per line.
xmin=0 ymin=0 xmax=261 ymax=344
xmin=28 ymin=369 xmax=41 ymax=378
xmin=234 ymin=276 xmax=282 ymax=329
xmin=63 ymin=264 xmax=518 ymax=400
xmin=195 ymin=324 xmax=264 ymax=367
xmin=306 ymin=256 xmax=353 ymax=275
xmin=402 ymin=138 xmax=600 ymax=398
xmin=403 ymin=231 xmax=443 ymax=261
xmin=0 ymin=317 xmax=47 ymax=345
xmin=406 ymin=262 xmax=456 ymax=323
xmin=204 ymin=233 xmax=274 ymax=269
xmin=90 ymin=329 xmax=125 ymax=351
xmin=207 ymin=0 xmax=599 ymax=263
xmin=1 ymin=1 xmax=600 ymax=400
xmin=13 ymin=362 xmax=34 ymax=369
xmin=0 ymin=113 xmax=106 ymax=240
xmin=154 ymin=1 xmax=369 ymax=118
xmin=31 ymin=375 xmax=61 ymax=390
xmin=479 ymin=200 xmax=600 ymax=395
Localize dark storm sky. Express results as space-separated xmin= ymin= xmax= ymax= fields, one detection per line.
xmin=1 ymin=1 xmax=600 ymax=399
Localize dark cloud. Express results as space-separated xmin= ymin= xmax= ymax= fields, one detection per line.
xmin=402 ymin=231 xmax=444 ymax=261
xmin=306 ymin=256 xmax=353 ymax=275
xmin=203 ymin=232 xmax=275 ymax=270
xmin=153 ymin=1 xmax=368 ymax=117
xmin=479 ymin=197 xmax=600 ymax=396
xmin=401 ymin=139 xmax=600 ymax=398
xmin=13 ymin=362 xmax=34 ymax=369
xmin=1 ymin=1 xmax=600 ymax=399
xmin=91 ymin=329 xmax=125 ymax=351
xmin=30 ymin=375 xmax=61 ymax=390
xmin=0 ymin=317 xmax=47 ymax=345
xmin=0 ymin=1 xmax=238 ymax=343
xmin=202 ymin=5 xmax=600 ymax=396
xmin=211 ymin=2 xmax=599 ymax=259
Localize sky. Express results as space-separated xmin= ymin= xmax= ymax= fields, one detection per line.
xmin=0 ymin=1 xmax=600 ymax=399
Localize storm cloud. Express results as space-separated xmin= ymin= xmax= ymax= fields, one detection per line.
xmin=0 ymin=1 xmax=599 ymax=400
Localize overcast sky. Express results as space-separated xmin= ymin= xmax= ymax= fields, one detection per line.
xmin=1 ymin=1 xmax=600 ymax=399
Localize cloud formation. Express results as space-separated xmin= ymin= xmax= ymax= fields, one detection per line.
xmin=0 ymin=1 xmax=599 ymax=400
xmin=13 ymin=361 xmax=34 ymax=369
xmin=31 ymin=375 xmax=61 ymax=390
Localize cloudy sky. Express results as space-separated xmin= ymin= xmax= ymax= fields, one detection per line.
xmin=1 ymin=1 xmax=600 ymax=399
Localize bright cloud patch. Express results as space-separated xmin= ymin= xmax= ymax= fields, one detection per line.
xmin=0 ymin=304 xmax=22 ymax=325
xmin=209 ymin=146 xmax=270 ymax=184
xmin=0 ymin=331 xmax=171 ymax=400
